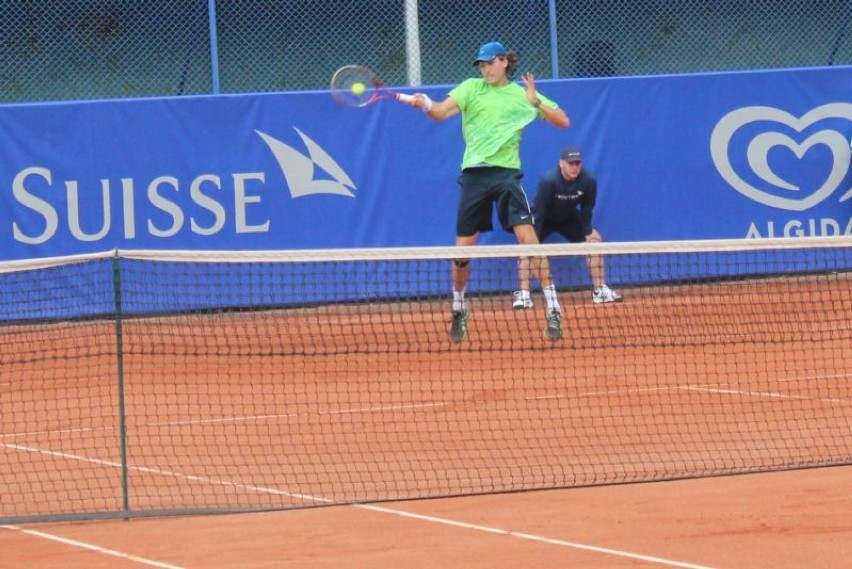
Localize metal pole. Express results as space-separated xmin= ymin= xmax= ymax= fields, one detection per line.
xmin=112 ymin=253 xmax=130 ymax=517
xmin=548 ymin=0 xmax=560 ymax=78
xmin=404 ymin=0 xmax=422 ymax=86
xmin=208 ymin=0 xmax=221 ymax=93
xmin=827 ymin=0 xmax=852 ymax=65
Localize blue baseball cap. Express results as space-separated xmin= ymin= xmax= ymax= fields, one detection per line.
xmin=473 ymin=41 xmax=508 ymax=65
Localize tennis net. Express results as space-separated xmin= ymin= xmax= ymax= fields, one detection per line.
xmin=1 ymin=236 xmax=850 ymax=523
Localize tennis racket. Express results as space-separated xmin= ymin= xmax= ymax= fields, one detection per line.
xmin=330 ymin=65 xmax=414 ymax=108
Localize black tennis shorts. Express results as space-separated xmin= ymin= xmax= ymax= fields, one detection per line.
xmin=455 ymin=166 xmax=533 ymax=237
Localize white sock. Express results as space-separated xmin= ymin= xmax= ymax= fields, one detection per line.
xmin=519 ymin=289 xmax=531 ymax=300
xmin=452 ymin=289 xmax=466 ymax=312
xmin=542 ymin=284 xmax=560 ymax=312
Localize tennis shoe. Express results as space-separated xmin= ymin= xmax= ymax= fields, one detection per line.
xmin=449 ymin=309 xmax=469 ymax=342
xmin=592 ymin=285 xmax=623 ymax=304
xmin=543 ymin=309 xmax=563 ymax=341
xmin=512 ymin=291 xmax=534 ymax=309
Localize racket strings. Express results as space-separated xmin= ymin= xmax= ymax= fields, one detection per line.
xmin=331 ymin=66 xmax=377 ymax=107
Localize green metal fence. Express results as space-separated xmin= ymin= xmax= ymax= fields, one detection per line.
xmin=2 ymin=0 xmax=851 ymax=102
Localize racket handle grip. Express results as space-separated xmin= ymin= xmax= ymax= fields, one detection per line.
xmin=396 ymin=93 xmax=414 ymax=103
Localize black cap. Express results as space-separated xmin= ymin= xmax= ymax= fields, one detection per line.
xmin=560 ymin=146 xmax=582 ymax=162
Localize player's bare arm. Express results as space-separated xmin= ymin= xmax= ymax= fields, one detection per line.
xmin=522 ymin=72 xmax=570 ymax=129
xmin=410 ymin=93 xmax=460 ymax=120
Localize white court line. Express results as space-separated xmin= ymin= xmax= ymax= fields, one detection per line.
xmin=527 ymin=385 xmax=674 ymax=401
xmin=681 ymin=385 xmax=851 ymax=405
xmin=1 ymin=524 xmax=185 ymax=569
xmin=171 ymin=401 xmax=449 ymax=426
xmin=122 ymin=401 xmax=453 ymax=431
xmin=168 ymin=411 xmax=300 ymax=426
xmin=528 ymin=371 xmax=852 ymax=405
xmin=3 ymin=370 xmax=846 ymax=566
xmin=3 ymin=441 xmax=714 ymax=568
xmin=0 ymin=424 xmax=114 ymax=439
xmin=356 ymin=504 xmax=716 ymax=569
xmin=1 ymin=442 xmax=332 ymax=505
xmin=4 ymin=369 xmax=848 ymax=438
xmin=5 ymin=371 xmax=845 ymax=438
xmin=1 ymin=401 xmax=448 ymax=437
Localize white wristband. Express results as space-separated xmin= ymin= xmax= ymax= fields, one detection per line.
xmin=420 ymin=94 xmax=433 ymax=112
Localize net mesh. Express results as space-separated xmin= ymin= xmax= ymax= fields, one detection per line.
xmin=1 ymin=237 xmax=851 ymax=522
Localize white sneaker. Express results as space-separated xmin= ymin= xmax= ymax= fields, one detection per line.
xmin=512 ymin=291 xmax=534 ymax=309
xmin=592 ymin=285 xmax=623 ymax=304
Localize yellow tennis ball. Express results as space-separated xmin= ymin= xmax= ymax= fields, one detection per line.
xmin=351 ymin=82 xmax=366 ymax=96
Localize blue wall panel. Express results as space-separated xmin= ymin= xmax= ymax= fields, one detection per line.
xmin=1 ymin=65 xmax=850 ymax=261
xmin=0 ymin=66 xmax=850 ymax=320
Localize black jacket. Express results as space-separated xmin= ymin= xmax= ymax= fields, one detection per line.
xmin=533 ymin=167 xmax=597 ymax=236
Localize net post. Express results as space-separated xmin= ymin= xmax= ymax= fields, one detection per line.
xmin=111 ymin=251 xmax=130 ymax=517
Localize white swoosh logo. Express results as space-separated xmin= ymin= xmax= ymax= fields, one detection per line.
xmin=710 ymin=103 xmax=852 ymax=211
xmin=257 ymin=128 xmax=356 ymax=198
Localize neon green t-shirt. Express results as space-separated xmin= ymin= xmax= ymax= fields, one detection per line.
xmin=448 ymin=78 xmax=557 ymax=170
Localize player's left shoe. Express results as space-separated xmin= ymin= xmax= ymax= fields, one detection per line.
xmin=543 ymin=309 xmax=563 ymax=341
xmin=592 ymin=285 xmax=623 ymax=304
xmin=449 ymin=309 xmax=469 ymax=343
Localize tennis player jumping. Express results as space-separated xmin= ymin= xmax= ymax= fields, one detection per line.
xmin=406 ymin=41 xmax=570 ymax=342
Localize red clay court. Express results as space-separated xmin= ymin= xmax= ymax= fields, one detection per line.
xmin=1 ymin=241 xmax=850 ymax=567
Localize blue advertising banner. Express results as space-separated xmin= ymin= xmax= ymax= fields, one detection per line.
xmin=1 ymin=65 xmax=850 ymax=262
xmin=0 ymin=66 xmax=850 ymax=322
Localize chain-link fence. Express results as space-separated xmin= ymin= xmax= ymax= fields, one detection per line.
xmin=2 ymin=0 xmax=851 ymax=103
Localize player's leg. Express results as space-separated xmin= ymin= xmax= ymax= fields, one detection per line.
xmin=515 ymin=224 xmax=562 ymax=339
xmin=514 ymin=224 xmax=553 ymax=288
xmin=585 ymin=229 xmax=623 ymax=303
xmin=502 ymin=183 xmax=562 ymax=340
xmin=585 ymin=229 xmax=605 ymax=289
xmin=453 ymin=233 xmax=477 ymax=310
xmin=514 ymin=255 xmax=534 ymax=309
xmin=450 ymin=169 xmax=492 ymax=342
xmin=450 ymin=234 xmax=475 ymax=342
xmin=513 ymin=225 xmax=553 ymax=309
